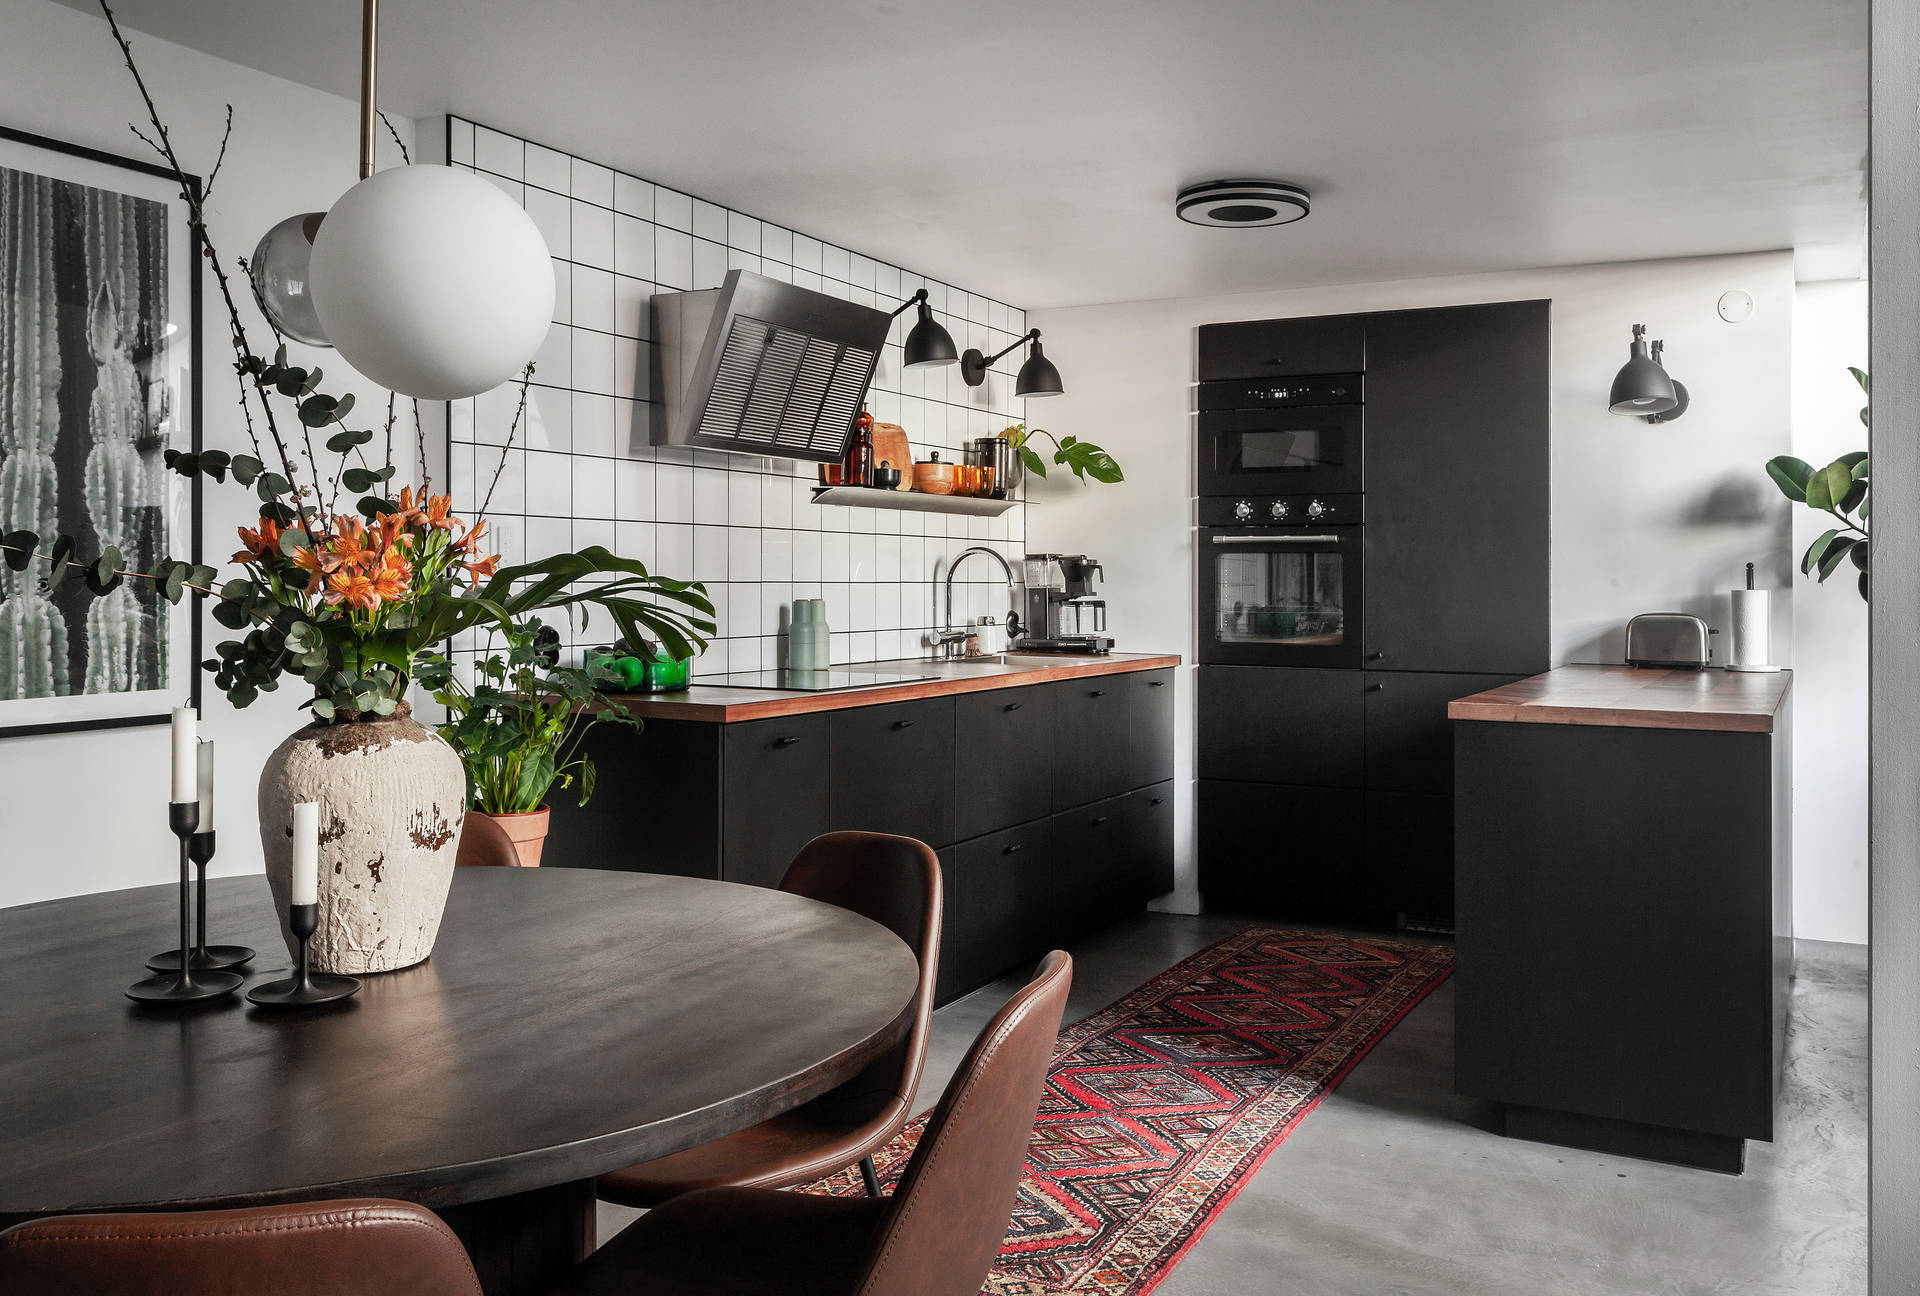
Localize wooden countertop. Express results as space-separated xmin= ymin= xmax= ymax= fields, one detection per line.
xmin=1447 ymin=664 xmax=1793 ymax=734
xmin=591 ymin=652 xmax=1180 ymax=723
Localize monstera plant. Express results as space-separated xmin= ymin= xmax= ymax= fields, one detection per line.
xmin=1765 ymin=366 xmax=1870 ymax=603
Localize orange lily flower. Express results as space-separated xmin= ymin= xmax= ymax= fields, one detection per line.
xmin=424 ymin=494 xmax=462 ymax=532
xmin=324 ymin=568 xmax=380 ymax=610
xmin=462 ymin=552 xmax=501 ymax=581
xmin=290 ymin=546 xmax=328 ymax=595
xmin=391 ymin=486 xmax=427 ymax=529
xmin=454 ymin=519 xmax=488 ymax=553
xmin=231 ymin=516 xmax=285 ymax=564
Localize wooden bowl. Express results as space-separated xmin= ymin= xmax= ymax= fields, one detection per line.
xmin=913 ymin=457 xmax=956 ymax=495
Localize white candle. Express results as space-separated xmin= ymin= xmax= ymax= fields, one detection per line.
xmin=169 ymin=707 xmax=196 ymax=803
xmin=290 ymin=801 xmax=320 ymax=906
xmin=195 ymin=740 xmax=215 ymax=830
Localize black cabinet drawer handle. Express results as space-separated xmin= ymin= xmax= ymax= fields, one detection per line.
xmin=1004 ymin=702 xmax=1024 ymax=712
xmin=1090 ymin=815 xmax=1110 ymax=826
xmin=892 ymin=719 xmax=916 ymax=730
xmin=1148 ymin=679 xmax=1166 ymax=687
xmin=1150 ymin=797 xmax=1165 ymax=805
xmin=1367 ymin=650 xmax=1385 ymax=662
xmin=1002 ymin=843 xmax=1024 ymax=856
xmin=1089 ymin=689 xmax=1107 ymax=698
xmin=774 ymin=735 xmax=801 ymax=747
xmin=1365 ymin=683 xmax=1384 ymax=693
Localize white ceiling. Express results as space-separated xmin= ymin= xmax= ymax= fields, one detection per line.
xmin=62 ymin=0 xmax=1868 ymax=308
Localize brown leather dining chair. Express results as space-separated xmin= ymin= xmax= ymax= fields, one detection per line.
xmin=0 ymin=1198 xmax=482 ymax=1296
xmin=598 ymin=831 xmax=943 ymax=1206
xmin=556 ymin=949 xmax=1072 ymax=1296
xmin=455 ymin=810 xmax=522 ymax=868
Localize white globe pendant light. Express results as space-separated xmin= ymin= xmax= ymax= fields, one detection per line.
xmin=309 ymin=165 xmax=553 ymax=401
xmin=278 ymin=0 xmax=552 ymax=401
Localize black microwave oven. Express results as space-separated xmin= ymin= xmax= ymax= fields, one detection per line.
xmin=1196 ymin=373 xmax=1362 ymax=498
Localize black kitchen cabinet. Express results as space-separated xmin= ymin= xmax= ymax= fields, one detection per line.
xmin=1126 ymin=781 xmax=1177 ymax=903
xmin=1198 ymin=315 xmax=1366 ymax=382
xmin=829 ymin=696 xmax=956 ymax=845
xmin=1052 ymin=793 xmax=1136 ymax=940
xmin=953 ymin=684 xmax=1054 ymax=841
xmin=550 ymin=665 xmax=1179 ymax=1007
xmin=1198 ymin=779 xmax=1366 ymax=917
xmin=1364 ymin=671 xmax=1527 ymax=795
xmin=1360 ymin=302 xmax=1550 ymax=677
xmin=1198 ymin=666 xmax=1364 ymax=787
xmin=1363 ymin=790 xmax=1453 ymax=927
xmin=1053 ymin=679 xmax=1132 ymax=810
xmin=945 ymin=819 xmax=1053 ymax=999
xmin=1126 ymin=670 xmax=1176 ymax=789
xmin=721 ymin=713 xmax=833 ymax=888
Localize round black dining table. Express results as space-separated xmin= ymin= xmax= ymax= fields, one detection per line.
xmin=0 ymin=867 xmax=920 ymax=1296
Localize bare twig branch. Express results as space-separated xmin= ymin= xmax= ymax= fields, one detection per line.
xmin=413 ymin=399 xmax=429 ymax=495
xmin=478 ymin=366 xmax=535 ymax=522
xmin=201 ymin=103 xmax=234 ymax=201
xmin=378 ymin=110 xmax=411 ymax=165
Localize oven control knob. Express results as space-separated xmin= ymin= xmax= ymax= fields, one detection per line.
xmin=1306 ymin=498 xmax=1329 ymax=520
xmin=1269 ymin=501 xmax=1291 ymax=521
xmin=1233 ymin=499 xmax=1254 ymax=521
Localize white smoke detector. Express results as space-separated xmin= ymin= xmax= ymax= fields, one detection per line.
xmin=1175 ymin=179 xmax=1311 ymax=228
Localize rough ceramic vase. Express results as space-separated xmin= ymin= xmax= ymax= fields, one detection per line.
xmin=258 ymin=702 xmax=465 ymax=974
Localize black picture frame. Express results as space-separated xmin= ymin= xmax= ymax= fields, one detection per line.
xmin=0 ymin=124 xmax=203 ymax=738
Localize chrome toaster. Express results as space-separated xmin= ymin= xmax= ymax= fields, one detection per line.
xmin=1625 ymin=612 xmax=1713 ymax=669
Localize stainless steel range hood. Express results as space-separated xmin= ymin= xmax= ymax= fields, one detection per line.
xmin=650 ymin=270 xmax=890 ymax=462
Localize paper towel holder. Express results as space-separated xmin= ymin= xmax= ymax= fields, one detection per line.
xmin=1728 ymin=562 xmax=1783 ymax=673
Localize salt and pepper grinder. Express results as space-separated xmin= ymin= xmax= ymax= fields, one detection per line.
xmin=128 ymin=710 xmax=243 ymax=1004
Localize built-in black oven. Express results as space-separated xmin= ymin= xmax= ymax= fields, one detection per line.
xmin=1197 ymin=494 xmax=1362 ymax=668
xmin=1196 ymin=373 xmax=1362 ymax=498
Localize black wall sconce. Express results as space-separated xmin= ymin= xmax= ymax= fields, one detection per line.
xmin=888 ymin=289 xmax=959 ymax=370
xmin=1608 ymin=323 xmax=1686 ymax=423
xmin=961 ymin=328 xmax=1064 ymax=398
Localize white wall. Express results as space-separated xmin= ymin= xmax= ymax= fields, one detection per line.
xmin=1789 ymin=280 xmax=1870 ymax=944
xmin=0 ymin=0 xmax=408 ymax=907
xmin=1028 ymin=251 xmax=1797 ymax=915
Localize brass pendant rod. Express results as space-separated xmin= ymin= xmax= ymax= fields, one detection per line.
xmin=358 ymin=0 xmax=378 ymax=179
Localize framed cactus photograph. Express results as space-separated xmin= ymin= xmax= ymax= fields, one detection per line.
xmin=0 ymin=126 xmax=198 ymax=736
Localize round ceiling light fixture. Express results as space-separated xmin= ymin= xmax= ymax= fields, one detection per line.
xmin=1175 ymin=179 xmax=1311 ymax=228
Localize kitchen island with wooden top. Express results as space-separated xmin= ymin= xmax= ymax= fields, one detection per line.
xmin=553 ymin=653 xmax=1179 ymax=1004
xmin=1450 ymin=664 xmax=1792 ymax=1173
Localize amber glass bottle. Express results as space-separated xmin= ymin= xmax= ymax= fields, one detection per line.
xmin=848 ymin=403 xmax=875 ymax=487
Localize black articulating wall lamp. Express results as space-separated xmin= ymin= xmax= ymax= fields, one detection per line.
xmin=961 ymin=328 xmax=1064 ymax=398
xmin=1608 ymin=323 xmax=1682 ymax=421
xmin=888 ymin=289 xmax=959 ymax=370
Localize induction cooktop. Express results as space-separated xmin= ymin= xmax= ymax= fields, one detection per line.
xmin=701 ymin=668 xmax=937 ymax=693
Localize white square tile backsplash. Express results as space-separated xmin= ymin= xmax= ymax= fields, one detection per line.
xmin=446 ymin=117 xmax=1029 ymax=675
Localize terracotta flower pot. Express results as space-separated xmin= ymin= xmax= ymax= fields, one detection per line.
xmin=471 ymin=806 xmax=552 ymax=868
xmin=258 ymin=702 xmax=465 ymax=974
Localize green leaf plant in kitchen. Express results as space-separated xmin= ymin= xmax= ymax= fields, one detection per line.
xmin=1765 ymin=366 xmax=1870 ymax=603
xmin=416 ymin=618 xmax=638 ymax=866
xmin=997 ymin=424 xmax=1125 ymax=484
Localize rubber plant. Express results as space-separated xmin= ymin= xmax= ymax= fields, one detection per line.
xmin=417 ymin=617 xmax=637 ymax=816
xmin=1765 ymin=366 xmax=1870 ymax=603
xmin=0 ymin=4 xmax=715 ymax=721
xmin=997 ymin=424 xmax=1124 ymax=484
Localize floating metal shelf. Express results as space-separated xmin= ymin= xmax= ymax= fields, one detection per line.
xmin=810 ymin=486 xmax=1017 ymax=517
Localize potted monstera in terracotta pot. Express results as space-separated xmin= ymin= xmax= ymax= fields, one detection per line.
xmin=417 ymin=617 xmax=642 ymax=869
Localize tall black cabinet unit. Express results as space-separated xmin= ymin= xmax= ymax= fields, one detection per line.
xmin=1196 ymin=301 xmax=1550 ymax=928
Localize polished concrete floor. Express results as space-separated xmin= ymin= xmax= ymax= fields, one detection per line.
xmin=600 ymin=914 xmax=1867 ymax=1294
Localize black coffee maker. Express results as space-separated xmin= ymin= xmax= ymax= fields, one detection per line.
xmin=1012 ymin=554 xmax=1113 ymax=654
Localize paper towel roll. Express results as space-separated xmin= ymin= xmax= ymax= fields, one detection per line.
xmin=1729 ymin=588 xmax=1777 ymax=671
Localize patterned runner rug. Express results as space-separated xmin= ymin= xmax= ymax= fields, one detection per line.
xmin=801 ymin=926 xmax=1453 ymax=1296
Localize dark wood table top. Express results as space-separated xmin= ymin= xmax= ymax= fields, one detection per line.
xmin=0 ymin=868 xmax=918 ymax=1215
xmin=1447 ymin=664 xmax=1794 ymax=733
xmin=588 ymin=652 xmax=1181 ymax=723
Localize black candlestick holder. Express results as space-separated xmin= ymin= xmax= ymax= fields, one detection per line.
xmin=127 ymin=803 xmax=244 ymax=1004
xmin=247 ymin=901 xmax=360 ymax=1009
xmin=145 ymin=830 xmax=255 ymax=974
